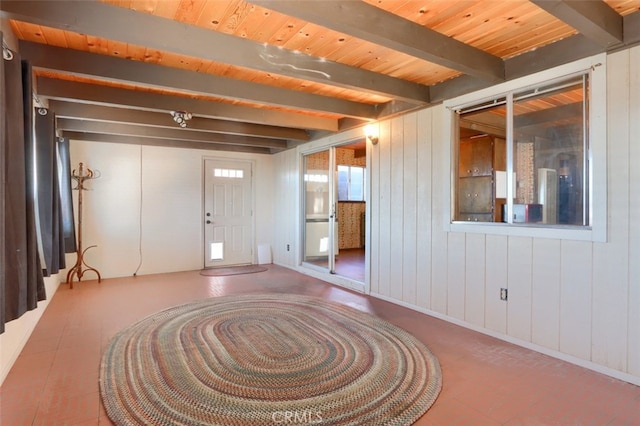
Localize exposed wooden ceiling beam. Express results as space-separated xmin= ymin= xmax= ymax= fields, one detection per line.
xmin=37 ymin=77 xmax=339 ymax=132
xmin=62 ymin=131 xmax=275 ymax=154
xmin=251 ymin=0 xmax=505 ymax=84
xmin=49 ymin=101 xmax=309 ymax=141
xmin=0 ymin=0 xmax=431 ymax=104
xmin=56 ymin=118 xmax=288 ymax=149
xmin=505 ymin=33 xmax=603 ymax=80
xmin=431 ymin=33 xmax=605 ymax=103
xmin=21 ymin=41 xmax=377 ymax=120
xmin=624 ymin=12 xmax=640 ymax=48
xmin=531 ymin=0 xmax=623 ymax=48
xmin=430 ymin=75 xmax=493 ymax=105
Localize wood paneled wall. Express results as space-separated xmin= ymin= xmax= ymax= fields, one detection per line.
xmin=273 ymin=46 xmax=640 ymax=384
xmin=272 ymin=148 xmax=297 ymax=267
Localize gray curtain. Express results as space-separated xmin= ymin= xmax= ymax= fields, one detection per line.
xmin=1 ymin=35 xmax=46 ymax=334
xmin=35 ymin=111 xmax=72 ymax=276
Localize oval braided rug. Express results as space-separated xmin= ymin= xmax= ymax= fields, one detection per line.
xmin=100 ymin=293 xmax=441 ymax=425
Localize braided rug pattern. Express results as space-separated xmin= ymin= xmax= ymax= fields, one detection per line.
xmin=100 ymin=293 xmax=441 ymax=425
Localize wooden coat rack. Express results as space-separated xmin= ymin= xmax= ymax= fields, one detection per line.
xmin=66 ymin=162 xmax=101 ymax=288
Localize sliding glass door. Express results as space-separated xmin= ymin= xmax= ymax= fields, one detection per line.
xmin=302 ymin=149 xmax=337 ymax=273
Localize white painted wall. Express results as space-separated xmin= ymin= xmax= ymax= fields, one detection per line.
xmin=272 ymin=46 xmax=640 ymax=385
xmin=1 ymin=140 xmax=274 ymax=384
xmin=70 ymin=141 xmax=274 ymax=279
xmin=0 ymin=275 xmax=61 ymax=385
xmin=272 ymin=148 xmax=298 ymax=266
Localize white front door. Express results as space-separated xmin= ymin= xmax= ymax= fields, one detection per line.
xmin=203 ymin=159 xmax=253 ymax=268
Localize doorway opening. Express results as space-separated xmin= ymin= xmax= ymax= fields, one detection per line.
xmin=302 ymin=139 xmax=366 ymax=284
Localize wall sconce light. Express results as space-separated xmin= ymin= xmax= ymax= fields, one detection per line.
xmin=364 ymin=124 xmax=379 ymax=145
xmin=170 ymin=110 xmax=193 ymax=128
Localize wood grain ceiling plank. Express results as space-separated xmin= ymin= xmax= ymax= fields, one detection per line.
xmin=173 ymin=0 xmax=208 ymax=23
xmin=217 ymin=0 xmax=254 ymax=34
xmin=414 ymin=1 xmax=575 ymax=58
xmin=296 ymin=23 xmax=353 ymax=60
xmin=7 ymin=19 xmax=23 ymax=39
xmin=279 ymin=21 xmax=325 ymax=53
xmin=265 ymin=14 xmax=305 ymax=46
xmin=437 ymin=2 xmax=524 ymax=41
xmin=62 ymin=29 xmax=89 ymax=52
xmin=193 ymin=0 xmax=242 ymax=31
xmin=388 ymin=0 xmax=475 ymax=29
xmin=149 ymin=0 xmax=181 ymax=19
xmin=1 ymin=0 xmax=430 ymax=103
xmin=487 ymin=22 xmax=577 ymax=59
xmin=241 ymin=4 xmax=292 ymax=41
xmin=86 ymin=34 xmax=111 ymax=55
xmin=37 ymin=26 xmax=68 ymax=47
xmin=155 ymin=49 xmax=209 ymax=75
xmin=9 ymin=21 xmax=45 ymax=44
xmin=122 ymin=42 xmax=146 ymax=62
xmin=444 ymin=3 xmax=540 ymax=48
xmin=106 ymin=38 xmax=131 ymax=60
xmin=252 ymin=0 xmax=505 ymax=83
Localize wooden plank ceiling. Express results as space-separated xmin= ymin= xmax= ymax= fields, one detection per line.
xmin=1 ymin=0 xmax=639 ymax=154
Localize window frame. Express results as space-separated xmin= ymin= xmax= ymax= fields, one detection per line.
xmin=443 ymin=53 xmax=607 ymax=242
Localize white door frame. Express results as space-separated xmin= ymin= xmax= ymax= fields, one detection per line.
xmin=202 ymin=157 xmax=256 ymax=268
xmin=297 ymin=135 xmax=370 ymax=294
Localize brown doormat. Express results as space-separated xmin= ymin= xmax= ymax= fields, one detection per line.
xmin=200 ymin=265 xmax=268 ymax=276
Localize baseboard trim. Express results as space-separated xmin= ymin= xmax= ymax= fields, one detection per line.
xmin=371 ymin=292 xmax=640 ymax=387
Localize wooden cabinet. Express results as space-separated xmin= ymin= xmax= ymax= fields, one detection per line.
xmin=459 ymin=137 xmax=494 ymax=177
xmin=456 ymin=136 xmax=505 ymax=222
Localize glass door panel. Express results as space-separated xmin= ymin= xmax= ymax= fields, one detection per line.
xmin=303 ymin=149 xmax=335 ymax=272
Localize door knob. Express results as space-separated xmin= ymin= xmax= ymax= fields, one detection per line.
xmin=206 ymin=220 xmax=212 ymax=224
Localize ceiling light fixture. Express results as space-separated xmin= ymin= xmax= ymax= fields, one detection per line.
xmin=170 ymin=110 xmax=193 ymax=128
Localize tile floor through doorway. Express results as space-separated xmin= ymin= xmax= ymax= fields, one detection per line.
xmin=1 ymin=265 xmax=638 ymax=425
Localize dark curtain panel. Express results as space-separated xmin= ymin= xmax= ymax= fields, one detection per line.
xmin=22 ymin=61 xmax=45 ymax=304
xmin=35 ymin=110 xmax=68 ymax=275
xmin=1 ymin=33 xmax=7 ymax=334
xmin=1 ymin=45 xmax=46 ymax=334
xmin=56 ymin=137 xmax=76 ymax=254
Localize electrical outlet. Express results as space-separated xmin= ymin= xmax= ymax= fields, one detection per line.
xmin=286 ymin=244 xmax=290 ymax=252
xmin=500 ymin=288 xmax=508 ymax=301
